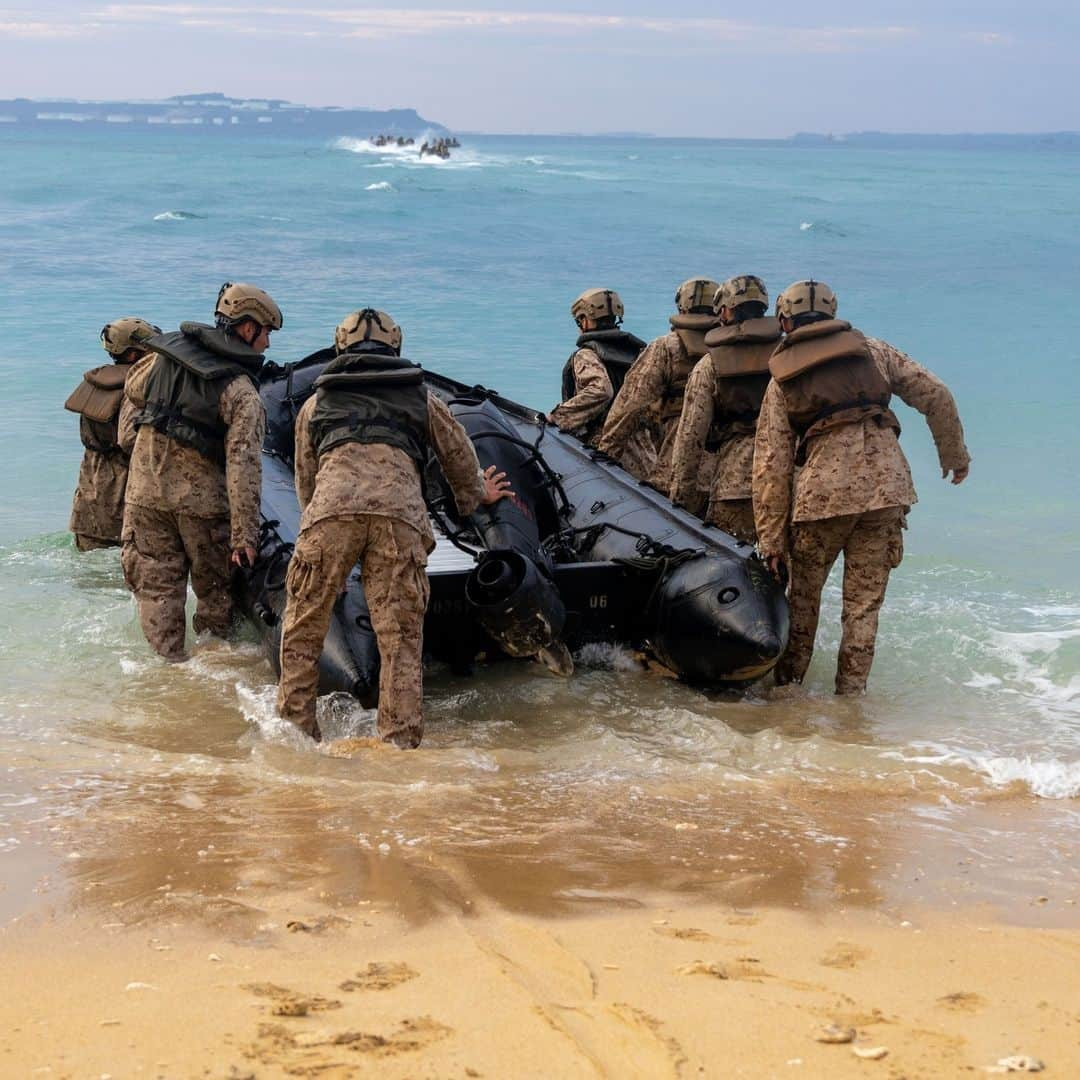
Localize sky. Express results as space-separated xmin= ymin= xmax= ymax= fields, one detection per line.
xmin=0 ymin=2 xmax=1077 ymax=137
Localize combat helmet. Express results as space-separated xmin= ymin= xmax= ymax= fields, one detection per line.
xmin=214 ymin=282 xmax=284 ymax=330
xmin=100 ymin=317 xmax=161 ymax=358
xmin=775 ymin=279 xmax=838 ymax=321
xmin=570 ymin=288 xmax=624 ymax=325
xmin=675 ymin=278 xmax=721 ymax=315
xmin=713 ymin=275 xmax=769 ymax=315
xmin=334 ymin=308 xmax=403 ymax=354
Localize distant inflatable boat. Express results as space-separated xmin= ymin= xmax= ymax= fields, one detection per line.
xmin=234 ymin=351 xmax=790 ymax=706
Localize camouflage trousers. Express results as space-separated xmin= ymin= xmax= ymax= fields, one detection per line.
xmin=617 ymin=428 xmax=659 ymax=484
xmin=707 ymin=498 xmax=756 ymax=545
xmin=120 ymin=504 xmax=234 ymax=662
xmin=774 ymin=506 xmax=904 ymax=694
xmin=277 ymin=515 xmax=430 ymax=747
xmin=75 ymin=534 xmax=119 ymax=552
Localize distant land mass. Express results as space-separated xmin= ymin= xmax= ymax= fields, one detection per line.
xmin=791 ymin=130 xmax=1080 ymax=149
xmin=0 ymin=92 xmax=447 ymax=136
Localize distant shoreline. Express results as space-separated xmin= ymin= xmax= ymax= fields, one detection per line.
xmin=1 ymin=96 xmax=1078 ymax=147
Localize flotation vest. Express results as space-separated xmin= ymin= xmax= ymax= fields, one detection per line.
xmin=310 ymin=349 xmax=430 ymax=465
xmin=660 ymin=318 xmax=718 ymax=425
xmin=768 ymin=319 xmax=899 ymax=463
xmin=133 ymin=322 xmax=265 ymax=465
xmin=701 ymin=317 xmax=782 ymax=451
xmin=561 ymin=329 xmax=646 ymax=403
xmin=64 ymin=361 xmax=135 ymax=455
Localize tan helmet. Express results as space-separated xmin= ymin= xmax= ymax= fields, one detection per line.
xmin=570 ymin=288 xmax=624 ymax=325
xmin=675 ymin=278 xmax=721 ymax=315
xmin=713 ymin=275 xmax=769 ymax=315
xmin=775 ymin=279 xmax=838 ymax=321
xmin=214 ymin=282 xmax=284 ymax=330
xmin=100 ymin=316 xmax=161 ymax=358
xmin=334 ymin=308 xmax=403 ymax=354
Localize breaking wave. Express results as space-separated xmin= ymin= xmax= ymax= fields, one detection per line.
xmin=152 ymin=209 xmax=203 ymax=221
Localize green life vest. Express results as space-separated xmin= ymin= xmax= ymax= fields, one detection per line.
xmin=310 ymin=349 xmax=430 ymax=465
xmin=134 ymin=322 xmax=265 ymax=465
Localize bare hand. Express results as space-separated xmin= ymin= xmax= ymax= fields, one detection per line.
xmin=481 ymin=465 xmax=514 ymax=505
xmin=230 ymin=545 xmax=258 ymax=569
xmin=943 ymin=464 xmax=970 ymax=485
xmin=764 ymin=553 xmax=788 ymax=586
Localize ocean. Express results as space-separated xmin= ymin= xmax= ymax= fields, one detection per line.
xmin=0 ymin=128 xmax=1077 ymax=927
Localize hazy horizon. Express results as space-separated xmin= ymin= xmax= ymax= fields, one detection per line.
xmin=1 ymin=3 xmax=1076 ymax=139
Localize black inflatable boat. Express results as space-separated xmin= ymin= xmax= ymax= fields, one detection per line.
xmin=234 ymin=352 xmax=789 ymax=706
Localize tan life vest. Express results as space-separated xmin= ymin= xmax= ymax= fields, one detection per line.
xmin=769 ymin=319 xmax=900 ymax=463
xmin=64 ymin=362 xmax=132 ymax=424
xmin=659 ymin=322 xmax=713 ymax=425
xmin=669 ymin=312 xmax=720 ymax=364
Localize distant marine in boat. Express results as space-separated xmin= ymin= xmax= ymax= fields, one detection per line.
xmin=233 ymin=351 xmax=790 ymax=707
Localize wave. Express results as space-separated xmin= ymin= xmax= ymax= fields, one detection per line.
xmin=798 ymin=220 xmax=847 ymax=236
xmin=365 ymin=181 xmax=395 ymax=192
xmin=152 ymin=210 xmax=204 ymax=221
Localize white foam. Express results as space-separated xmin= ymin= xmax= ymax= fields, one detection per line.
xmin=365 ymin=181 xmax=394 ymax=191
xmin=978 ymin=755 xmax=1080 ymax=799
xmin=153 ymin=210 xmax=202 ymax=221
xmin=800 ymin=221 xmax=814 ymax=230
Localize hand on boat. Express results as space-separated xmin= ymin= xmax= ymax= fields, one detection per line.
xmin=481 ymin=465 xmax=515 ymax=505
xmin=230 ymin=545 xmax=257 ymax=569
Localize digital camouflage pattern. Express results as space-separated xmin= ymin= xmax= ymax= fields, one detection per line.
xmin=753 ymin=337 xmax=971 ymax=560
xmin=754 ymin=335 xmax=969 ymax=694
xmin=120 ymin=355 xmax=266 ymax=551
xmin=279 ymin=391 xmax=486 ymax=743
xmin=69 ymin=425 xmax=129 ymax=549
xmin=670 ymin=354 xmax=758 ymax=537
xmin=598 ymin=330 xmax=695 ymax=493
xmin=549 ymin=348 xmax=614 ymax=441
xmin=293 ymin=391 xmax=485 ymax=551
xmin=774 ymin=507 xmax=904 ymax=694
xmin=277 ymin=515 xmax=430 ymax=745
xmin=120 ymin=504 xmax=234 ymax=661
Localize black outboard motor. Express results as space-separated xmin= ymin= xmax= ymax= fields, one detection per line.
xmin=448 ymin=394 xmax=571 ymax=673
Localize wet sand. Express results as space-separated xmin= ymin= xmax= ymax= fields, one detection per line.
xmin=2 ymin=895 xmax=1078 ymax=1078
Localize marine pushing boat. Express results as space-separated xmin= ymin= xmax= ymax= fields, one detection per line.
xmin=234 ymin=351 xmax=790 ymax=706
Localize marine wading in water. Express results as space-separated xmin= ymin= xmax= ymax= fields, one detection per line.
xmin=65 ymin=317 xmax=160 ymax=550
xmin=78 ymin=273 xmax=968 ymax=745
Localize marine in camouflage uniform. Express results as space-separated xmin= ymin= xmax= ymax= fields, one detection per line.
xmin=598 ymin=277 xmax=721 ymax=494
xmin=670 ymin=276 xmax=781 ymax=543
xmin=753 ymin=280 xmax=970 ymax=694
xmin=118 ymin=283 xmax=281 ymax=662
xmin=65 ymin=317 xmax=160 ymax=551
xmin=549 ymin=288 xmax=655 ymax=481
xmin=277 ymin=309 xmax=512 ymax=746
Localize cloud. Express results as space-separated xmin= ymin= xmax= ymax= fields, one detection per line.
xmin=81 ymin=5 xmax=917 ymax=51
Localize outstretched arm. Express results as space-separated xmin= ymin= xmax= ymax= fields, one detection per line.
xmin=669 ymin=361 xmax=714 ymax=515
xmin=752 ymin=380 xmax=796 ymax=576
xmin=869 ymin=338 xmax=971 ymax=483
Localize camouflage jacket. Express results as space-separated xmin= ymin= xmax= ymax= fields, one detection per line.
xmin=597 ymin=330 xmax=690 ymax=493
xmin=69 ymin=430 xmax=129 ymax=544
xmin=670 ymin=354 xmax=757 ymax=513
xmin=119 ymin=353 xmax=266 ymax=550
xmin=753 ymin=338 xmax=971 ymax=558
xmin=294 ymin=391 xmax=485 ymax=553
xmin=549 ymin=348 xmax=614 ymax=440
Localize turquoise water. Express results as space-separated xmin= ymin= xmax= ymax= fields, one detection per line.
xmin=0 ymin=129 xmax=1077 ymax=922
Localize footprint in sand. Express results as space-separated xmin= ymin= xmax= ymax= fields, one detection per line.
xmin=339 ymin=961 xmax=418 ymax=991
xmin=937 ymin=990 xmax=986 ymax=1013
xmin=242 ymin=982 xmax=342 ymax=1017
xmin=653 ymin=926 xmax=714 ymax=942
xmin=250 ymin=1015 xmax=452 ymax=1069
xmin=820 ymin=941 xmax=870 ymax=969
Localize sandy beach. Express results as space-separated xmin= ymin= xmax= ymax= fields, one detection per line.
xmin=3 ymin=888 xmax=1078 ymax=1078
